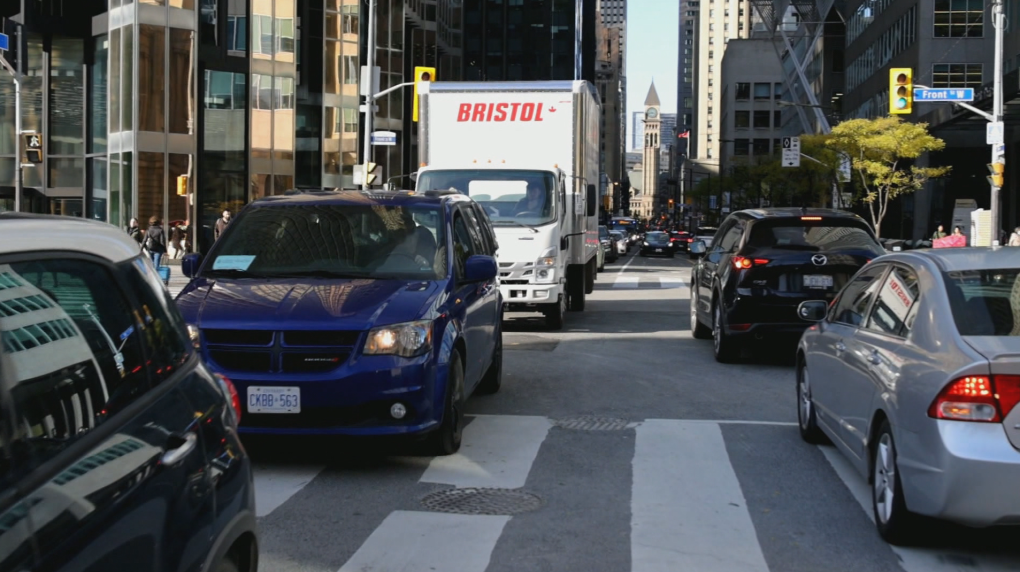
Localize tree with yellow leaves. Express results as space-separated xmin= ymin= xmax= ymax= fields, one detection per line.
xmin=825 ymin=116 xmax=951 ymax=238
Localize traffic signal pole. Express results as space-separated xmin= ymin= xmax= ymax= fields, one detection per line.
xmin=361 ymin=0 xmax=376 ymax=191
xmin=991 ymin=0 xmax=1005 ymax=243
xmin=0 ymin=44 xmax=21 ymax=212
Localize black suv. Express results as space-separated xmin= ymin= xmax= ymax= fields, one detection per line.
xmin=0 ymin=215 xmax=257 ymax=572
xmin=690 ymin=208 xmax=884 ymax=362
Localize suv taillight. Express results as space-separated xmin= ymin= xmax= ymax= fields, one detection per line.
xmin=732 ymin=256 xmax=770 ymax=270
xmin=215 ymin=373 xmax=243 ymax=425
xmin=928 ymin=375 xmax=1020 ymax=422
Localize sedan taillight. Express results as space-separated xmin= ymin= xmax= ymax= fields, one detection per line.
xmin=928 ymin=375 xmax=1020 ymax=422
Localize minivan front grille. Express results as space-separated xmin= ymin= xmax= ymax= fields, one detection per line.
xmin=203 ymin=329 xmax=361 ymax=374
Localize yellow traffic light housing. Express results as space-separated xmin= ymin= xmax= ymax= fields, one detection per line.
xmin=176 ymin=175 xmax=189 ymax=196
xmin=988 ymin=162 xmax=1005 ymax=188
xmin=413 ymin=66 xmax=435 ymax=122
xmin=889 ymin=68 xmax=913 ymax=115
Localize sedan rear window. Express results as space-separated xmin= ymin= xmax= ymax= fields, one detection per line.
xmin=746 ymin=219 xmax=880 ymax=251
xmin=944 ymin=269 xmax=1020 ymax=336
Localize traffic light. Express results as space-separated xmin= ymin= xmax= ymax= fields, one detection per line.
xmin=22 ymin=132 xmax=42 ymax=164
xmin=413 ymin=66 xmax=435 ymax=122
xmin=668 ymin=199 xmax=674 ymax=207
xmin=176 ymin=175 xmax=188 ymax=196
xmin=988 ymin=162 xmax=1005 ymax=188
xmin=889 ymin=68 xmax=913 ymax=115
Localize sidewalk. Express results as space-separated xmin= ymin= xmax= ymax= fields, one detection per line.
xmin=159 ymin=256 xmax=191 ymax=297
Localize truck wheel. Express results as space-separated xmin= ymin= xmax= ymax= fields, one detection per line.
xmin=545 ymin=295 xmax=565 ymax=330
xmin=567 ymin=266 xmax=586 ymax=311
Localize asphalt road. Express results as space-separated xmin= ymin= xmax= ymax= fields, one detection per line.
xmin=169 ymin=250 xmax=1020 ymax=572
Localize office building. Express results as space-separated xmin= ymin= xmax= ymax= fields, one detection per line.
xmin=462 ymin=0 xmax=598 ymax=83
xmin=677 ymin=0 xmax=697 ymax=155
xmin=596 ymin=16 xmax=625 ymax=216
xmin=719 ymin=38 xmax=784 ymax=185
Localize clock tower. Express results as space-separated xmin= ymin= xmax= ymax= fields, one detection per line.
xmin=641 ymin=81 xmax=661 ymax=219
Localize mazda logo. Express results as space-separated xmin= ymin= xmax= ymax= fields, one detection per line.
xmin=811 ymin=254 xmax=827 ymax=266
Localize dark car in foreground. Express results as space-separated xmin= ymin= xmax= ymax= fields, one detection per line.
xmin=640 ymin=231 xmax=675 ymax=258
xmin=690 ymin=208 xmax=884 ymax=362
xmin=176 ymin=190 xmax=503 ymax=455
xmin=0 ymin=215 xmax=257 ymax=572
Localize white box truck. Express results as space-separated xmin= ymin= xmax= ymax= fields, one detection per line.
xmin=414 ymin=81 xmax=601 ymax=330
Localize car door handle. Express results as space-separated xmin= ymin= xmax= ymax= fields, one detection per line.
xmin=867 ymin=350 xmax=881 ymax=365
xmin=161 ymin=432 xmax=197 ymax=467
xmin=835 ymin=341 xmax=847 ymax=353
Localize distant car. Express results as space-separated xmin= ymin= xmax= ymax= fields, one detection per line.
xmin=0 ymin=214 xmax=257 ymax=572
xmin=795 ymin=247 xmax=1020 ymax=545
xmin=610 ymin=230 xmax=629 ymax=254
xmin=690 ymin=227 xmax=718 ymax=251
xmin=690 ymin=208 xmax=884 ymax=362
xmin=670 ymin=231 xmax=692 ymax=252
xmin=599 ymin=225 xmax=617 ymax=265
xmin=177 ymin=189 xmax=503 ymax=455
xmin=640 ymin=231 xmax=674 ymax=258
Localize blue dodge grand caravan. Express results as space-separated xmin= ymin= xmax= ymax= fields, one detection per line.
xmin=176 ymin=190 xmax=503 ymax=455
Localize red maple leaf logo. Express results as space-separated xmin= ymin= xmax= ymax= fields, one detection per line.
xmin=548 ymin=106 xmax=557 ymax=112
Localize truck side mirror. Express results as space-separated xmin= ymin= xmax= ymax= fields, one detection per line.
xmin=586 ymin=184 xmax=597 ymax=217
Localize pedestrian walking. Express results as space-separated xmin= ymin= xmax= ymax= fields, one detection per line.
xmin=1009 ymin=227 xmax=1020 ymax=247
xmin=145 ymin=216 xmax=168 ymax=267
xmin=170 ymin=223 xmax=184 ymax=259
xmin=127 ymin=217 xmax=143 ymax=246
xmin=214 ymin=209 xmax=232 ymax=241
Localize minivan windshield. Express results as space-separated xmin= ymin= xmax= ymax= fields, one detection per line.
xmin=944 ymin=269 xmax=1020 ymax=336
xmin=204 ymin=204 xmax=446 ymax=280
xmin=417 ymin=169 xmax=557 ymax=227
xmin=746 ymin=219 xmax=881 ymax=252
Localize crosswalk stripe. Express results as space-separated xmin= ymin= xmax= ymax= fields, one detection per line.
xmin=420 ymin=414 xmax=552 ymax=489
xmin=254 ymin=463 xmax=325 ymax=518
xmin=613 ymin=276 xmax=641 ymax=289
xmin=632 ymin=420 xmax=769 ymax=572
xmin=337 ymin=510 xmax=510 ymax=572
xmin=658 ymin=278 xmax=685 ymax=289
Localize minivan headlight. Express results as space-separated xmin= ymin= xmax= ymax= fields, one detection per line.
xmin=365 ymin=320 xmax=433 ymax=357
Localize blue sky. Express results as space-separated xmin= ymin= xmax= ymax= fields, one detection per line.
xmin=625 ymin=1 xmax=679 ymax=120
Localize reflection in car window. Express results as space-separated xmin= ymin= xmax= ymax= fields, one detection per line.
xmin=944 ymin=268 xmax=1020 ymax=336
xmin=0 ymin=260 xmax=149 ymax=489
xmin=417 ymin=169 xmax=558 ymax=227
xmin=746 ymin=220 xmax=881 ymax=252
xmin=832 ymin=265 xmax=887 ymax=326
xmin=452 ymin=214 xmax=475 ymax=280
xmin=118 ymin=257 xmax=192 ymax=383
xmin=204 ymin=204 xmax=446 ymax=280
xmin=866 ymin=266 xmax=920 ymax=337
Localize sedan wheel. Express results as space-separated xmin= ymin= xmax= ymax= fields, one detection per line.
xmin=872 ymin=421 xmax=917 ymax=545
xmin=712 ymin=301 xmax=738 ymax=363
xmin=690 ymin=289 xmax=712 ymax=339
xmin=797 ymin=364 xmax=825 ymax=443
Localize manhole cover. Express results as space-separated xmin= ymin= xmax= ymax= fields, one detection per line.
xmin=420 ymin=488 xmax=542 ymax=515
xmin=553 ymin=416 xmax=638 ymax=431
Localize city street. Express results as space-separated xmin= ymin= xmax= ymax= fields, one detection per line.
xmin=171 ymin=252 xmax=1020 ymax=572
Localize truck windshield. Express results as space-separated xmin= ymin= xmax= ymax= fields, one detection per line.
xmin=417 ymin=169 xmax=557 ymax=227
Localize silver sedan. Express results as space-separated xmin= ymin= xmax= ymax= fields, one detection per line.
xmin=795 ymin=246 xmax=1020 ymax=545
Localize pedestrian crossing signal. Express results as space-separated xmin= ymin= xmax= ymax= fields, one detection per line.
xmin=22 ymin=133 xmax=42 ymax=164
xmin=889 ymin=68 xmax=912 ymax=115
xmin=413 ymin=66 xmax=435 ymax=122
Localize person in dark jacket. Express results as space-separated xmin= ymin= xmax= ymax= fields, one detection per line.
xmin=214 ymin=209 xmax=232 ymax=241
xmin=127 ymin=218 xmax=143 ymax=246
xmin=145 ymin=216 xmax=168 ymax=267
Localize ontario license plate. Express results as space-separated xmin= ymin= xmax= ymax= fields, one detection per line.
xmin=247 ymin=386 xmax=301 ymax=413
xmin=804 ymin=275 xmax=833 ymax=289
xmin=655 ymin=248 xmax=663 ymax=252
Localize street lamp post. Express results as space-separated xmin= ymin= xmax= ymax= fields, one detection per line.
xmin=361 ymin=0 xmax=377 ymax=191
xmin=0 ymin=28 xmax=22 ymax=212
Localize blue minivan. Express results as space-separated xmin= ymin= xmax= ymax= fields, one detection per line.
xmin=176 ymin=190 xmax=503 ymax=455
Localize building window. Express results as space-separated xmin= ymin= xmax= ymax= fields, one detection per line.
xmin=773 ymin=110 xmax=782 ymax=128
xmin=735 ymin=83 xmax=750 ymax=100
xmin=934 ymin=0 xmax=984 ymax=38
xmin=932 ymin=63 xmax=983 ymax=89
xmin=753 ymin=139 xmax=770 ymax=156
xmin=255 ymin=14 xmax=274 ymax=55
xmin=753 ymin=110 xmax=770 ymax=129
xmin=735 ymin=111 xmax=750 ymax=128
xmin=753 ymin=83 xmax=771 ymax=100
xmin=734 ymin=139 xmax=750 ymax=155
xmin=228 ymin=15 xmax=248 ymax=52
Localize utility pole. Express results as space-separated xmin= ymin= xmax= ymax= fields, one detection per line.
xmin=0 ymin=28 xmax=22 ymax=212
xmin=990 ymin=0 xmax=1005 ymax=243
xmin=361 ymin=0 xmax=377 ymax=191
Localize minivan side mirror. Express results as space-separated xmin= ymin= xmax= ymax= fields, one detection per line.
xmin=182 ymin=253 xmax=203 ymax=278
xmin=464 ymin=255 xmax=498 ymax=283
xmin=797 ymin=300 xmax=828 ymax=322
xmin=689 ymin=240 xmax=707 ymax=257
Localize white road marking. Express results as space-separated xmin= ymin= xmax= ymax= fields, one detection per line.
xmin=632 ymin=420 xmax=769 ymax=572
xmin=613 ymin=276 xmax=641 ymax=289
xmin=820 ymin=445 xmax=1020 ymax=572
xmin=658 ymin=277 xmax=685 ymax=289
xmin=253 ymin=464 xmax=325 ymax=517
xmin=679 ymin=419 xmax=799 ymax=427
xmin=420 ymin=414 xmax=552 ymax=489
xmin=337 ymin=510 xmax=510 ymax=572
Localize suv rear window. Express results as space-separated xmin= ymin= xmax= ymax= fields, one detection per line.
xmin=944 ymin=269 xmax=1020 ymax=336
xmin=746 ymin=219 xmax=880 ymax=251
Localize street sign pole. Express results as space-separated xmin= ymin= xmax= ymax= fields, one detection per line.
xmin=361 ymin=0 xmax=376 ymax=191
xmin=990 ymin=0 xmax=1005 ymax=244
xmin=0 ymin=31 xmax=22 ymax=213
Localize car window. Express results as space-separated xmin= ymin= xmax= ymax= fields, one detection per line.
xmin=745 ymin=219 xmax=881 ymax=252
xmin=0 ymin=258 xmax=150 ymax=490
xmin=470 ymin=204 xmax=498 ymax=255
xmin=459 ymin=206 xmax=489 ymax=256
xmin=717 ymin=223 xmax=744 ymax=253
xmin=944 ymin=268 xmax=1020 ymax=336
xmin=452 ymin=213 xmax=476 ymax=280
xmin=831 ymin=264 xmax=888 ymax=326
xmin=865 ymin=265 xmax=920 ymax=338
xmin=117 ymin=257 xmax=192 ymax=382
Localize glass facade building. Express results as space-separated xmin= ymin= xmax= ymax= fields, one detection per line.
xmin=1 ymin=0 xmax=366 ymax=253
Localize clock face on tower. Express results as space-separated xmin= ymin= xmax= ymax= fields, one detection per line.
xmin=646 ymin=108 xmax=658 ymax=119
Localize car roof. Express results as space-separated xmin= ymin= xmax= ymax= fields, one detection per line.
xmin=734 ymin=207 xmax=865 ymax=221
xmin=0 ymin=213 xmax=143 ymax=264
xmin=884 ymin=247 xmax=1020 ymax=272
xmin=250 ymin=189 xmax=470 ymax=208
